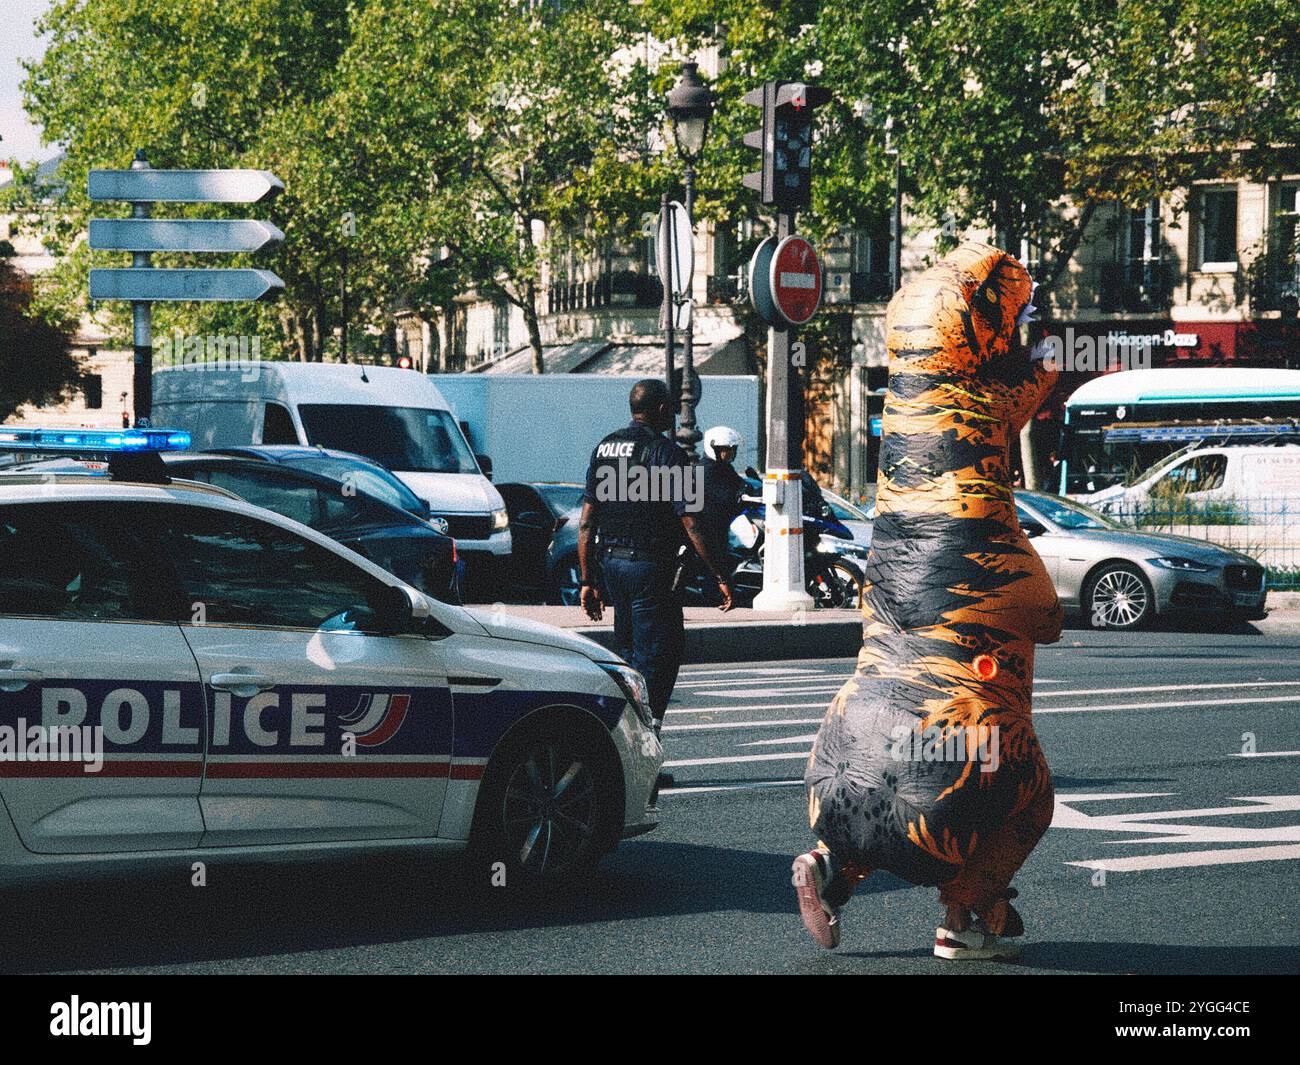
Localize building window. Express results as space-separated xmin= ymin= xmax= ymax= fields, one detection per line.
xmin=850 ymin=229 xmax=892 ymax=302
xmin=493 ymin=298 xmax=509 ymax=357
xmin=1274 ymin=185 xmax=1299 ymax=263
xmin=1126 ymin=199 xmax=1161 ymax=264
xmin=1198 ymin=187 xmax=1238 ymax=270
xmin=82 ymin=373 xmax=103 ymax=410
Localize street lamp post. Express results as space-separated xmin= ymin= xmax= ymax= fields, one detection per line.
xmin=666 ymin=60 xmax=715 ymax=460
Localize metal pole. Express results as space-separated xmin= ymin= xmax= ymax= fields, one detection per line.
xmin=678 ymin=162 xmax=700 ymax=460
xmin=890 ymin=148 xmax=902 ymax=293
xmin=130 ymin=151 xmax=153 ymax=427
xmin=752 ymin=207 xmax=813 ymax=611
xmin=661 ymin=192 xmax=675 ymax=417
xmin=340 ymin=243 xmax=349 ymax=363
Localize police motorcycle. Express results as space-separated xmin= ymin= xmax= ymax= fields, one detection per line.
xmin=680 ymin=469 xmax=864 ymax=609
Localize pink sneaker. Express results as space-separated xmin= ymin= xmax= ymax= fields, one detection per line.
xmin=792 ymin=851 xmax=841 ymax=950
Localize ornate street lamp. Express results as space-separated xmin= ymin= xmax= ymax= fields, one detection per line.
xmin=666 ymin=61 xmax=715 ymax=459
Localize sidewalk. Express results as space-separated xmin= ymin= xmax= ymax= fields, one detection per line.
xmin=483 ymin=591 xmax=1300 ymax=664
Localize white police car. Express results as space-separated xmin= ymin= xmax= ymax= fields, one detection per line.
xmin=0 ymin=428 xmax=660 ymax=886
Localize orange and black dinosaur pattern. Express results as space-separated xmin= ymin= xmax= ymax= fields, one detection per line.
xmin=805 ymin=241 xmax=1062 ymax=914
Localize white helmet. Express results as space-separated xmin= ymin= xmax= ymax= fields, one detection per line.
xmin=703 ymin=425 xmax=742 ymax=460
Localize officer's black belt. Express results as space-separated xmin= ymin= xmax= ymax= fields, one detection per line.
xmin=602 ymin=545 xmax=676 ymax=562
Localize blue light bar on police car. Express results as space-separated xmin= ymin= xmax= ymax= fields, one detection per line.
xmin=0 ymin=427 xmax=191 ymax=452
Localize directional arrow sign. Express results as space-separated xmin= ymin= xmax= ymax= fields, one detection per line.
xmin=89 ymin=218 xmax=284 ymax=254
xmin=89 ymin=169 xmax=284 ymax=203
xmin=89 ymin=268 xmax=284 ymax=302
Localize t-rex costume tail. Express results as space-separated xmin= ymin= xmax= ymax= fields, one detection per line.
xmin=804 ymin=241 xmax=1061 ymax=931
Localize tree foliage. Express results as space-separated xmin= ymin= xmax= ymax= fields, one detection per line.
xmin=0 ymin=255 xmax=81 ymax=423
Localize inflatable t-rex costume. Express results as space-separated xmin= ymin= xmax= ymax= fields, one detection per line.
xmin=796 ymin=241 xmax=1061 ymax=959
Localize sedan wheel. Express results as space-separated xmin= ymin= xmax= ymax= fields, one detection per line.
xmin=502 ymin=743 xmax=597 ymax=878
xmin=1085 ymin=563 xmax=1154 ymax=630
xmin=472 ymin=725 xmax=619 ymax=885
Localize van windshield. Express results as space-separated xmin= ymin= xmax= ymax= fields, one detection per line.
xmin=297 ymin=405 xmax=479 ymax=474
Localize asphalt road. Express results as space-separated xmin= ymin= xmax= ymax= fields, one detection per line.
xmin=4 ymin=626 xmax=1299 ymax=975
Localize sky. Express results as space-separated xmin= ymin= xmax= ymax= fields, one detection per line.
xmin=1 ymin=0 xmax=55 ymax=164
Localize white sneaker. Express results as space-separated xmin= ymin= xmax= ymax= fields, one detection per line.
xmin=792 ymin=851 xmax=841 ymax=950
xmin=933 ymin=921 xmax=1021 ymax=961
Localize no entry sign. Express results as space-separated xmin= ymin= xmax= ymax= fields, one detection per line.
xmin=769 ymin=235 xmax=822 ymax=325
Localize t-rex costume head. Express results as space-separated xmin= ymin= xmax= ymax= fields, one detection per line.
xmin=805 ymin=241 xmax=1061 ymax=916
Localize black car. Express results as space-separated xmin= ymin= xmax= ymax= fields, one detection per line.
xmin=497 ymin=482 xmax=585 ymax=603
xmin=162 ymin=454 xmax=461 ymax=602
xmin=202 ymin=445 xmax=439 ymax=525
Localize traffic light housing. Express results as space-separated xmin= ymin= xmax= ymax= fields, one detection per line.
xmin=743 ymin=81 xmax=831 ymax=210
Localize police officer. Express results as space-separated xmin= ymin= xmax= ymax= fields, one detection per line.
xmin=578 ymin=380 xmax=734 ymax=741
xmin=699 ymin=426 xmax=746 ymax=563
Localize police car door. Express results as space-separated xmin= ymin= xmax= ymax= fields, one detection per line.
xmin=0 ymin=500 xmax=206 ymax=853
xmin=154 ymin=501 xmax=453 ymax=846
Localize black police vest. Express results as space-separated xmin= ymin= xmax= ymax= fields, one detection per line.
xmin=588 ymin=424 xmax=683 ymax=554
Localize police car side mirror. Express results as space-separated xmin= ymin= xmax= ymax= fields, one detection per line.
xmin=476 ymin=454 xmax=493 ymax=479
xmin=370 ymin=583 xmax=417 ymax=635
xmin=1021 ymin=519 xmax=1047 ymax=538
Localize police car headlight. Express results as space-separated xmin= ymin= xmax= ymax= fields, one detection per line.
xmin=601 ymin=664 xmax=654 ymax=727
xmin=491 ymin=507 xmax=509 ymax=532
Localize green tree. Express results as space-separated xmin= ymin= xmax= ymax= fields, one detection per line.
xmin=16 ymin=0 xmax=356 ymax=360
xmin=0 ymin=255 xmax=81 ymax=423
xmin=334 ymin=0 xmax=655 ymax=373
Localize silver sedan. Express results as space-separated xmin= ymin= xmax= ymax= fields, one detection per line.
xmin=1015 ymin=491 xmax=1268 ymax=630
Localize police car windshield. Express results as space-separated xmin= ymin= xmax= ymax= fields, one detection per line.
xmin=297 ymin=405 xmax=478 ymax=474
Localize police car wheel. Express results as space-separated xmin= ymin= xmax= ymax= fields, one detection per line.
xmin=471 ymin=722 xmax=620 ymax=884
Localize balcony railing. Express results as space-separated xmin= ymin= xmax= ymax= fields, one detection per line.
xmin=1098 ymin=259 xmax=1174 ymax=313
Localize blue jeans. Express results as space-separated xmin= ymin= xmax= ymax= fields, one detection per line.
xmin=602 ymin=555 xmax=685 ymax=722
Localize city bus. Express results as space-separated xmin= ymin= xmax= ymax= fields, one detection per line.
xmin=1057 ymin=367 xmax=1300 ymax=496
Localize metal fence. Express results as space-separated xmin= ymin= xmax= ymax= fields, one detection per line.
xmin=1105 ymin=498 xmax=1300 ymax=589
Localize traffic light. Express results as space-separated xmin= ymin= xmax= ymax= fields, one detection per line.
xmin=742 ymin=81 xmax=831 ymax=210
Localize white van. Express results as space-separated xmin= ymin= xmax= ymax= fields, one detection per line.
xmin=1084 ymin=444 xmax=1300 ymax=515
xmin=153 ymin=362 xmax=511 ymax=567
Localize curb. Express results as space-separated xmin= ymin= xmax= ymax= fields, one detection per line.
xmin=492 ymin=600 xmax=1300 ymax=664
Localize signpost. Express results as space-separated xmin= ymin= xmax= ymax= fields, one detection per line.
xmin=88 ymin=218 xmax=283 ymax=255
xmin=742 ymin=81 xmax=830 ymax=611
xmin=88 ymin=168 xmax=283 ymax=204
xmin=769 ymin=236 xmax=822 ymax=326
xmin=88 ymin=154 xmax=284 ymax=425
xmin=657 ymin=198 xmax=694 ymax=414
xmin=89 ymin=268 xmax=285 ymax=302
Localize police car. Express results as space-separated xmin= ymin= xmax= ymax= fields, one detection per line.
xmin=0 ymin=428 xmax=660 ymax=887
